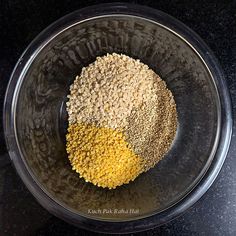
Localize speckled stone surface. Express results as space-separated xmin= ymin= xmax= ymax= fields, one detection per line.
xmin=0 ymin=0 xmax=236 ymax=235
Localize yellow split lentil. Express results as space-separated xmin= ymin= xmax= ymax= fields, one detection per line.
xmin=66 ymin=123 xmax=142 ymax=189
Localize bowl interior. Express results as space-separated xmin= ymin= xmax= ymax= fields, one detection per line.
xmin=14 ymin=15 xmax=219 ymax=220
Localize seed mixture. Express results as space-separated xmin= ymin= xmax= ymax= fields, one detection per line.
xmin=66 ymin=53 xmax=177 ymax=189
xmin=126 ymin=82 xmax=177 ymax=171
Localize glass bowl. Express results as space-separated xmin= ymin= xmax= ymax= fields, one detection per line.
xmin=3 ymin=3 xmax=232 ymax=234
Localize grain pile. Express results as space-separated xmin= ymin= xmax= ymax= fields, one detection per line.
xmin=66 ymin=53 xmax=177 ymax=189
xmin=66 ymin=123 xmax=142 ymax=189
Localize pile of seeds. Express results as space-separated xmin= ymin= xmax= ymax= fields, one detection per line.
xmin=126 ymin=81 xmax=177 ymax=171
xmin=66 ymin=53 xmax=159 ymax=129
xmin=66 ymin=53 xmax=177 ymax=189
xmin=66 ymin=123 xmax=142 ymax=189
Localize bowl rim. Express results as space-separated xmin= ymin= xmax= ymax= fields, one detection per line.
xmin=3 ymin=2 xmax=232 ymax=234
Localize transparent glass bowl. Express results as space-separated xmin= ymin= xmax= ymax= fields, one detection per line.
xmin=4 ymin=3 xmax=232 ymax=234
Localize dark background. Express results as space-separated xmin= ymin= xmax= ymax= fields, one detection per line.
xmin=0 ymin=0 xmax=236 ymax=235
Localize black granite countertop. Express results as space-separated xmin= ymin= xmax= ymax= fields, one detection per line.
xmin=0 ymin=0 xmax=236 ymax=235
